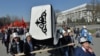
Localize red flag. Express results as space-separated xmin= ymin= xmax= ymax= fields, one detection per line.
xmin=21 ymin=17 xmax=27 ymax=28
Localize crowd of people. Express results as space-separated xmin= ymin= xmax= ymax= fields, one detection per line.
xmin=0 ymin=27 xmax=34 ymax=56
xmin=56 ymin=25 xmax=96 ymax=56
xmin=0 ymin=25 xmax=96 ymax=56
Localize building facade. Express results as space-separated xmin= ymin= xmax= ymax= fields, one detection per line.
xmin=57 ymin=3 xmax=94 ymax=25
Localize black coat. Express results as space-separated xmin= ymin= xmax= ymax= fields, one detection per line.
xmin=23 ymin=39 xmax=35 ymax=56
xmin=2 ymin=33 xmax=10 ymax=44
xmin=60 ymin=35 xmax=72 ymax=45
xmin=10 ymin=40 xmax=24 ymax=54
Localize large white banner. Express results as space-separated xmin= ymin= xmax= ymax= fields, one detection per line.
xmin=29 ymin=4 xmax=56 ymax=40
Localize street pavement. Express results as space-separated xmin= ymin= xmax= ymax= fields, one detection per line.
xmin=76 ymin=24 xmax=100 ymax=30
xmin=0 ymin=41 xmax=11 ymax=56
xmin=92 ymin=37 xmax=100 ymax=56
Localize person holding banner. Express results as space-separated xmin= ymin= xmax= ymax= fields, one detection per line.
xmin=23 ymin=32 xmax=35 ymax=56
xmin=60 ymin=25 xmax=72 ymax=56
xmin=10 ymin=33 xmax=24 ymax=56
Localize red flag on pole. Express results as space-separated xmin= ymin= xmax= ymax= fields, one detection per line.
xmin=21 ymin=17 xmax=27 ymax=28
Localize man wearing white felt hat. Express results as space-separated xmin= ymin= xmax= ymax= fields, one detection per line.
xmin=10 ymin=32 xmax=24 ymax=56
xmin=23 ymin=32 xmax=35 ymax=56
xmin=80 ymin=25 xmax=88 ymax=38
xmin=75 ymin=37 xmax=96 ymax=56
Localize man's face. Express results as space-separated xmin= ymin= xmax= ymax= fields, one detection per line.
xmin=14 ymin=37 xmax=18 ymax=42
xmin=27 ymin=36 xmax=32 ymax=42
xmin=82 ymin=42 xmax=90 ymax=49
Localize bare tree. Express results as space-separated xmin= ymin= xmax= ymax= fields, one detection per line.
xmin=0 ymin=15 xmax=21 ymax=28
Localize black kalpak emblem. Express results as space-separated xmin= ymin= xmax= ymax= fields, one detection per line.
xmin=35 ymin=10 xmax=47 ymax=35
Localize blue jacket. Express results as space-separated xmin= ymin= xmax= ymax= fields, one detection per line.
xmin=75 ymin=47 xmax=96 ymax=56
xmin=80 ymin=28 xmax=88 ymax=37
xmin=87 ymin=34 xmax=93 ymax=44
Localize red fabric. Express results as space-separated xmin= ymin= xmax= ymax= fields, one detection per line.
xmin=10 ymin=18 xmax=27 ymax=28
xmin=21 ymin=17 xmax=27 ymax=28
xmin=1 ymin=17 xmax=28 ymax=29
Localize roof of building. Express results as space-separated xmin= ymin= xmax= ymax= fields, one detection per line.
xmin=60 ymin=3 xmax=91 ymax=15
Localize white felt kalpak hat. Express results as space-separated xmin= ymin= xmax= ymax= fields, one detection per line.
xmin=26 ymin=32 xmax=32 ymax=37
xmin=82 ymin=25 xmax=86 ymax=28
xmin=80 ymin=37 xmax=89 ymax=43
xmin=12 ymin=32 xmax=19 ymax=38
